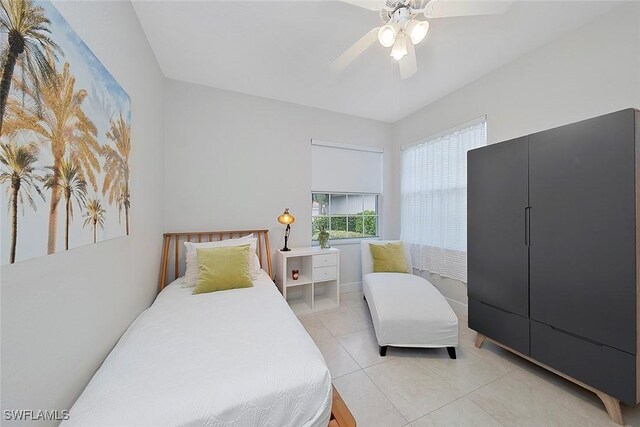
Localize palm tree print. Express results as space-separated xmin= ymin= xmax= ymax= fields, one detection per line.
xmin=0 ymin=1 xmax=131 ymax=264
xmin=82 ymin=197 xmax=105 ymax=244
xmin=0 ymin=0 xmax=62 ymax=135
xmin=102 ymin=113 xmax=130 ymax=235
xmin=0 ymin=141 xmax=44 ymax=263
xmin=6 ymin=59 xmax=100 ymax=254
xmin=44 ymin=158 xmax=86 ymax=251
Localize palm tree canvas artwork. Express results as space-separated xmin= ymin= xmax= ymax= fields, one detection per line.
xmin=0 ymin=0 xmax=131 ymax=265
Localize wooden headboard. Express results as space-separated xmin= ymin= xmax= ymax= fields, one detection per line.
xmin=159 ymin=229 xmax=273 ymax=290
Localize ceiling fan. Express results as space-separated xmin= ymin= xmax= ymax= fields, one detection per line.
xmin=331 ymin=0 xmax=512 ymax=79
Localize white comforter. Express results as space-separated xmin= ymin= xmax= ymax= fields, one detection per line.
xmin=64 ymin=271 xmax=332 ymax=427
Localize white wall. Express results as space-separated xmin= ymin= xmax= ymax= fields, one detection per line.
xmin=391 ymin=2 xmax=640 ymax=304
xmin=0 ymin=2 xmax=165 ymax=424
xmin=164 ymin=79 xmax=392 ymax=286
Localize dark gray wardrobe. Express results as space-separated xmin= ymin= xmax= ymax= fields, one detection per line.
xmin=467 ymin=109 xmax=639 ymax=420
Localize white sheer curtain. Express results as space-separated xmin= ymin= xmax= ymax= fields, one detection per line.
xmin=401 ymin=118 xmax=486 ymax=282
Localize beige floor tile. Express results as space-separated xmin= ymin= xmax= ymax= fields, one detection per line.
xmin=447 ymin=300 xmax=469 ymax=321
xmin=365 ymin=357 xmax=463 ymax=422
xmin=420 ymin=345 xmax=511 ymax=394
xmin=333 ymin=370 xmax=407 ymax=427
xmin=459 ymin=320 xmax=473 ymax=337
xmin=310 ymin=330 xmax=360 ymax=379
xmin=317 ymin=305 xmax=371 ymax=336
xmin=302 ymin=295 xmax=636 ymax=426
xmin=509 ymin=367 xmax=621 ymax=426
xmin=341 ymin=291 xmax=367 ymax=308
xmin=387 ymin=346 xmax=452 ymax=359
xmin=409 ymin=398 xmax=503 ymax=427
xmin=621 ymin=404 xmax=640 ymax=426
xmin=298 ymin=314 xmax=333 ymax=340
xmin=468 ymin=372 xmax=606 ymax=427
xmin=337 ymin=327 xmax=395 ymax=369
xmin=458 ymin=332 xmax=526 ymax=374
xmin=346 ymin=298 xmax=374 ymax=322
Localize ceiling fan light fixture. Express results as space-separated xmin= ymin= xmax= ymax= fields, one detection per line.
xmin=390 ymin=34 xmax=408 ymax=61
xmin=378 ymin=24 xmax=397 ymax=48
xmin=406 ymin=19 xmax=429 ymax=45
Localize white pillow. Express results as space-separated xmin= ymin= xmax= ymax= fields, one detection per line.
xmin=182 ymin=235 xmax=261 ymax=287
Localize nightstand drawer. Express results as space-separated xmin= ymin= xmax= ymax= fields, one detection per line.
xmin=313 ymin=266 xmax=337 ymax=282
xmin=313 ymin=253 xmax=338 ymax=268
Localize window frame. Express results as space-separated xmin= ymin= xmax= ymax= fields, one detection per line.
xmin=312 ymin=192 xmax=380 ymax=245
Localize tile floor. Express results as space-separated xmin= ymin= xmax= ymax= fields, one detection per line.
xmin=298 ymin=290 xmax=640 ymax=427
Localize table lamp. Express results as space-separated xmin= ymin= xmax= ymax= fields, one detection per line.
xmin=277 ymin=208 xmax=295 ymax=251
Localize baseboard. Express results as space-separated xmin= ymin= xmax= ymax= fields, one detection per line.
xmin=340 ymin=281 xmax=362 ymax=294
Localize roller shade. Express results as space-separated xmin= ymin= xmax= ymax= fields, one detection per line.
xmin=311 ymin=140 xmax=383 ymax=194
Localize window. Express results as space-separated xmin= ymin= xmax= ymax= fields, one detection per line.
xmin=311 ymin=139 xmax=383 ymax=242
xmin=401 ymin=117 xmax=486 ymax=282
xmin=312 ymin=193 xmax=379 ymax=240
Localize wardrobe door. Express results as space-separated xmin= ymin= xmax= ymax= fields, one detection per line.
xmin=468 ymin=136 xmax=529 ymax=317
xmin=529 ymin=109 xmax=636 ymax=354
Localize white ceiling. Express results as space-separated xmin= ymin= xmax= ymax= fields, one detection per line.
xmin=132 ymin=1 xmax=618 ymax=123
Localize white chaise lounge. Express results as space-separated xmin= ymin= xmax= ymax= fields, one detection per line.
xmin=361 ymin=240 xmax=459 ymax=358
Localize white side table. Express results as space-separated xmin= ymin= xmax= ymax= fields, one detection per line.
xmin=275 ymin=247 xmax=340 ymax=315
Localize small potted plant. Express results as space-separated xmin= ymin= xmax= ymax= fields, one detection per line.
xmin=318 ymin=226 xmax=330 ymax=249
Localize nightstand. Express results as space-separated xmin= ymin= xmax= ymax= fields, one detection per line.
xmin=275 ymin=247 xmax=340 ymax=315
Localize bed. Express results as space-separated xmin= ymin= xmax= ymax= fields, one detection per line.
xmin=64 ymin=230 xmax=355 ymax=427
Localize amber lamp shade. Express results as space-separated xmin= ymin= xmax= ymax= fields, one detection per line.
xmin=277 ymin=209 xmax=295 ymax=226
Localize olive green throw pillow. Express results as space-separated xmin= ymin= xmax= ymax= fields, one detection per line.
xmin=369 ymin=243 xmax=410 ymax=273
xmin=193 ymin=245 xmax=253 ymax=294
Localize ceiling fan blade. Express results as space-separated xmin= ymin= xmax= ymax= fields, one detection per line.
xmin=399 ymin=42 xmax=417 ymax=80
xmin=330 ymin=28 xmax=380 ymax=72
xmin=339 ymin=0 xmax=385 ymax=11
xmin=425 ymin=0 xmax=512 ymax=19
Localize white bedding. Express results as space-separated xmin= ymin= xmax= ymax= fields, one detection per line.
xmin=63 ymin=270 xmax=332 ymax=427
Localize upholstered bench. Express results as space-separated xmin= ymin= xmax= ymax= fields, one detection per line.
xmin=361 ymin=241 xmax=459 ymax=358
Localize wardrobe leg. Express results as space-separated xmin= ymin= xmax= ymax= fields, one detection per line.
xmin=474 ymin=333 xmax=486 ymax=348
xmin=596 ymin=391 xmax=623 ymax=425
xmin=446 ymin=347 xmax=457 ymax=359
xmin=379 ymin=346 xmax=387 ymax=357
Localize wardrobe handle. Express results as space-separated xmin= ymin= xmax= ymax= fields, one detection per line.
xmin=549 ymin=325 xmax=604 ymax=347
xmin=479 ymin=300 xmax=514 ymax=315
xmin=524 ymin=207 xmax=531 ymax=246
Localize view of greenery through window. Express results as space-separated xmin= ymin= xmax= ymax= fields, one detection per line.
xmin=312 ymin=193 xmax=378 ymax=240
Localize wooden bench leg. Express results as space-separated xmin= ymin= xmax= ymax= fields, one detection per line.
xmin=474 ymin=333 xmax=486 ymax=348
xmin=596 ymin=391 xmax=624 ymax=425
